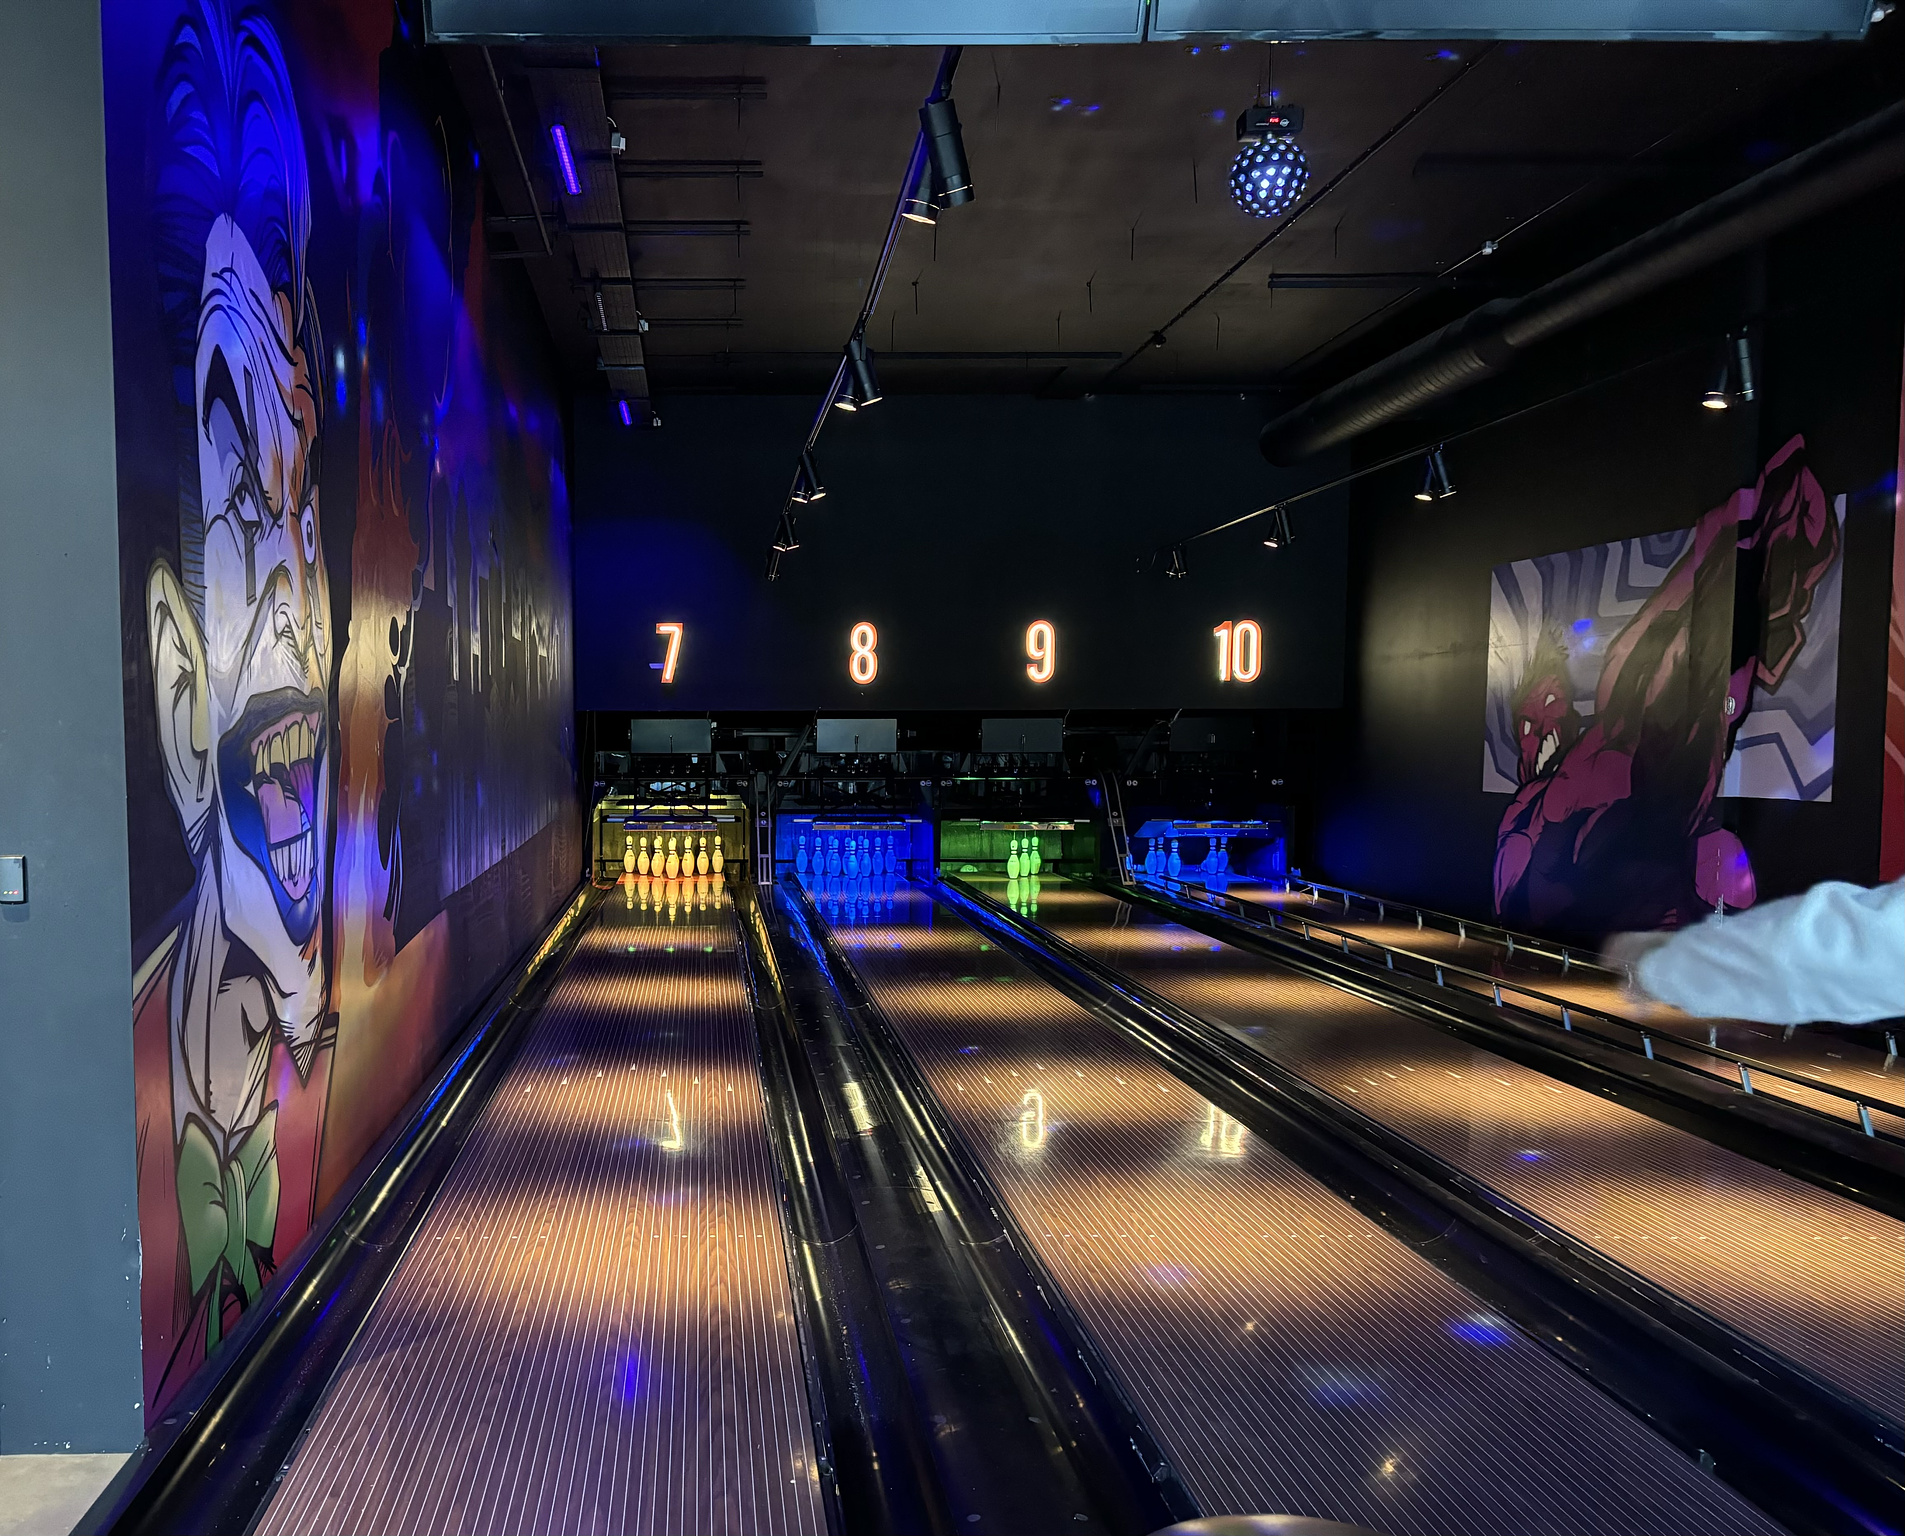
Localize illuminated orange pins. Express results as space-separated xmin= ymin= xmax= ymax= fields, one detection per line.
xmin=655 ymin=622 xmax=684 ymax=683
xmin=1025 ymin=620 xmax=1056 ymax=683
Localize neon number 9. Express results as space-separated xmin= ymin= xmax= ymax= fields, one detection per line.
xmin=849 ymin=621 xmax=879 ymax=685
xmin=1212 ymin=619 xmax=1263 ymax=683
xmin=1025 ymin=619 xmax=1056 ymax=683
xmin=656 ymin=621 xmax=684 ymax=683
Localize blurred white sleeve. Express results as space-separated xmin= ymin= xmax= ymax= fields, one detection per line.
xmin=1622 ymin=878 xmax=1905 ymax=1025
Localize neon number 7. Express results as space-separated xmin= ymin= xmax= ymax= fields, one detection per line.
xmin=655 ymin=622 xmax=684 ymax=683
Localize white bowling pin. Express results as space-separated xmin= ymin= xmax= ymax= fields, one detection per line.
xmin=1028 ymin=835 xmax=1042 ymax=876
xmin=1007 ymin=838 xmax=1021 ymax=879
xmin=665 ymin=836 xmax=680 ymax=880
xmin=711 ymin=838 xmax=725 ymax=876
xmin=623 ymin=835 xmax=636 ymax=876
xmin=697 ymin=835 xmax=710 ymax=876
xmin=1167 ymin=839 xmax=1182 ymax=878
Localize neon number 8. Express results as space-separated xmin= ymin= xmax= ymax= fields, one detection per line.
xmin=1212 ymin=619 xmax=1263 ymax=683
xmin=1025 ymin=619 xmax=1056 ymax=683
xmin=849 ymin=621 xmax=879 ymax=684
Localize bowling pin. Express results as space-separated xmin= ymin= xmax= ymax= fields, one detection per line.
xmin=711 ymin=837 xmax=725 ymax=876
xmin=639 ymin=836 xmax=652 ymax=876
xmin=828 ymin=836 xmax=842 ymax=877
xmin=697 ymin=835 xmax=709 ymax=876
xmin=1007 ymin=838 xmax=1021 ymax=879
xmin=845 ymin=836 xmax=859 ymax=879
xmin=665 ymin=836 xmax=680 ymax=880
xmin=796 ymin=833 xmax=808 ymax=874
xmin=623 ymin=835 xmax=637 ymax=876
xmin=1167 ymin=839 xmax=1182 ymax=878
xmin=886 ymin=832 xmax=898 ymax=876
xmin=1028 ymin=835 xmax=1042 ymax=876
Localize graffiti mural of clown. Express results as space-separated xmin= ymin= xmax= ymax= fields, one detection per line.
xmin=132 ymin=0 xmax=333 ymax=1401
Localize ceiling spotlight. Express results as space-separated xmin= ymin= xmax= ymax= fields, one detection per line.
xmin=772 ymin=510 xmax=801 ymax=553
xmin=650 ymin=410 xmax=663 ymax=429
xmin=1229 ymin=104 xmax=1309 ymax=220
xmin=792 ymin=449 xmax=828 ymax=503
xmin=1261 ymin=507 xmax=1294 ymax=549
xmin=920 ymin=97 xmax=974 ymax=207
xmin=1701 ymin=359 xmax=1732 ymax=410
xmin=1732 ymin=330 xmax=1756 ymax=403
xmin=592 ymin=284 xmax=609 ymax=334
xmin=833 ymin=380 xmax=860 ymax=413
xmin=1165 ymin=545 xmax=1188 ymax=579
xmin=901 ymin=158 xmax=940 ymax=224
xmin=845 ymin=334 xmax=882 ymax=407
xmin=1416 ymin=445 xmax=1455 ymax=500
xmin=607 ymin=118 xmax=627 ymax=156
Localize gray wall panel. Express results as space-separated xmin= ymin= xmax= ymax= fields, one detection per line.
xmin=0 ymin=0 xmax=144 ymax=1453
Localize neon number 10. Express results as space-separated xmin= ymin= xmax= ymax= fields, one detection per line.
xmin=849 ymin=622 xmax=879 ymax=684
xmin=1212 ymin=619 xmax=1263 ymax=683
xmin=1025 ymin=620 xmax=1056 ymax=683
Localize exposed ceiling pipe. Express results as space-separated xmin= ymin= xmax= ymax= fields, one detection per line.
xmin=1260 ymin=99 xmax=1905 ymax=466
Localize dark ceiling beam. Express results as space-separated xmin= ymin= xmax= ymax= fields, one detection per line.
xmin=579 ymin=276 xmax=747 ymax=291
xmin=617 ymin=159 xmax=764 ymax=179
xmin=1412 ymin=151 xmax=1714 ymax=178
xmin=1262 ymin=98 xmax=1905 ymax=464
xmin=602 ymin=75 xmax=766 ymax=102
xmin=1266 ymin=273 xmax=1498 ymax=289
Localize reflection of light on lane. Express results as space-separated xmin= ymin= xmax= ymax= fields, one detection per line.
xmin=1448 ymin=1314 xmax=1515 ymax=1346
xmin=1200 ymin=1102 xmax=1247 ymax=1157
xmin=826 ymin=902 xmax=1777 ymax=1536
xmin=658 ymin=1088 xmax=684 ymax=1151
xmin=1019 ymin=1088 xmax=1047 ymax=1150
xmin=1030 ymin=880 xmax=1905 ymax=1420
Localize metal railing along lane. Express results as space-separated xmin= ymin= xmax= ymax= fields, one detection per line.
xmin=1147 ymin=874 xmax=1903 ymax=1150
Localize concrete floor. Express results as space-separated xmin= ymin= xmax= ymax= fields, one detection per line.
xmin=0 ymin=1455 xmax=127 ymax=1536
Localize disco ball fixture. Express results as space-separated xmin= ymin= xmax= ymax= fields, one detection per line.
xmin=1229 ymin=135 xmax=1309 ymax=220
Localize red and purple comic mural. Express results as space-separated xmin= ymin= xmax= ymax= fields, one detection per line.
xmin=1485 ymin=437 xmax=1842 ymax=935
xmin=105 ymin=0 xmax=578 ymax=1421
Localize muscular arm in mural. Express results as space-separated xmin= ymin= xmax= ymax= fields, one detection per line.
xmin=1495 ymin=436 xmax=1838 ymax=934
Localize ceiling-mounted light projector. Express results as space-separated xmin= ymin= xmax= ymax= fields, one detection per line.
xmin=1230 ymin=103 xmax=1309 ymax=221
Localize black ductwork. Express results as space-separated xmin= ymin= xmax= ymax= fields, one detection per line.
xmin=1260 ymin=100 xmax=1905 ymax=466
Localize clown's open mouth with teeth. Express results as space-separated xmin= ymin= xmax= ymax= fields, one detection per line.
xmin=219 ymin=686 xmax=327 ymax=943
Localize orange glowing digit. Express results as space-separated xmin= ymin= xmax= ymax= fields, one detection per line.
xmin=1213 ymin=621 xmax=1233 ymax=682
xmin=656 ymin=622 xmax=684 ymax=683
xmin=849 ymin=621 xmax=879 ymax=685
xmin=1025 ymin=619 xmax=1056 ymax=683
xmin=1233 ymin=619 xmax=1262 ymax=682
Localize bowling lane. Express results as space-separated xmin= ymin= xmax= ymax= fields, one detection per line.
xmin=1010 ymin=877 xmax=1905 ymax=1421
xmin=256 ymin=879 xmax=827 ymax=1536
xmin=822 ymin=883 xmax=1778 ymax=1536
xmin=1186 ymin=876 xmax=1905 ymax=1121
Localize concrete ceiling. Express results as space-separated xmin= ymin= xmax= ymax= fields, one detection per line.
xmin=448 ymin=34 xmax=1849 ymax=408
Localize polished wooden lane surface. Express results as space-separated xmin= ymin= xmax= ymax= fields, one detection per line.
xmin=830 ymin=886 xmax=1778 ymax=1536
xmin=1023 ymin=877 xmax=1905 ymax=1421
xmin=257 ymin=880 xmax=826 ymax=1536
xmin=1193 ymin=876 xmax=1905 ymax=1122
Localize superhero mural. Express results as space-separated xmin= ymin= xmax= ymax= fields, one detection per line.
xmin=1484 ymin=437 xmax=1841 ymax=935
xmin=104 ymin=0 xmax=577 ymax=1421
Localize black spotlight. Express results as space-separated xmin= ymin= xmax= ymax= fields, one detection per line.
xmin=1165 ymin=545 xmax=1188 ymax=579
xmin=901 ymin=158 xmax=940 ymax=225
xmin=1732 ymin=330 xmax=1756 ymax=403
xmin=1415 ymin=445 xmax=1454 ymax=501
xmin=772 ymin=509 xmax=801 ymax=553
xmin=1261 ymin=507 xmax=1295 ymax=550
xmin=1701 ymin=354 xmax=1732 ymax=411
xmin=845 ymin=334 xmax=883 ymax=407
xmin=919 ymin=97 xmax=974 ymax=207
xmin=792 ymin=449 xmax=827 ymax=503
